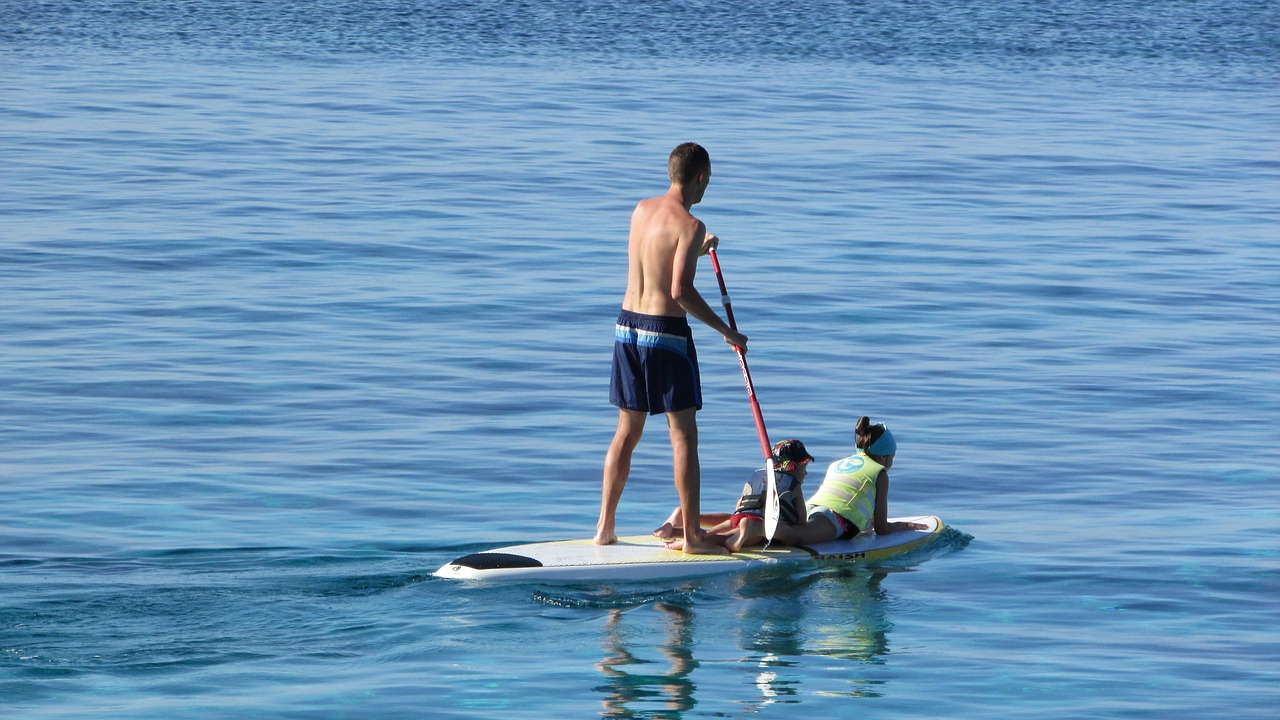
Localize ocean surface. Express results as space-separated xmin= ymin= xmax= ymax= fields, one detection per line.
xmin=3 ymin=1 xmax=1278 ymax=717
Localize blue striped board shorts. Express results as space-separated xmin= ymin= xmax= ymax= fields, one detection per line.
xmin=610 ymin=309 xmax=702 ymax=415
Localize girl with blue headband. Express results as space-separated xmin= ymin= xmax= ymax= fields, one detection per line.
xmin=773 ymin=416 xmax=927 ymax=546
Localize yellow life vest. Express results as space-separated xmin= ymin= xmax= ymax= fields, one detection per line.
xmin=808 ymin=451 xmax=880 ymax=531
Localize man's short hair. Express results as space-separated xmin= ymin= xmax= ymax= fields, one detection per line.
xmin=668 ymin=142 xmax=710 ymax=186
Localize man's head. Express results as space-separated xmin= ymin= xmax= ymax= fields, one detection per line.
xmin=668 ymin=142 xmax=711 ymax=187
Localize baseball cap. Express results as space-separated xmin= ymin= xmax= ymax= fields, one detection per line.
xmin=771 ymin=439 xmax=815 ymax=471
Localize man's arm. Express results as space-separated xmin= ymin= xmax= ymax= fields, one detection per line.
xmin=671 ymin=222 xmax=748 ymax=348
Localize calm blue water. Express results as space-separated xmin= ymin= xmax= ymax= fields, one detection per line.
xmin=3 ymin=1 xmax=1278 ymax=717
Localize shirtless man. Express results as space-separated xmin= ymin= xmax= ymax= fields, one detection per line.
xmin=594 ymin=142 xmax=748 ymax=555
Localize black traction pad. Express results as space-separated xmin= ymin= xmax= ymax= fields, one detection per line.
xmin=450 ymin=552 xmax=544 ymax=570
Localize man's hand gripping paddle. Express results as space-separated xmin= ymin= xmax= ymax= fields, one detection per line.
xmin=708 ymin=248 xmax=780 ymax=544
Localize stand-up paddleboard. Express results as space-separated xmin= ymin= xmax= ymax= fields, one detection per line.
xmin=435 ymin=515 xmax=943 ymax=583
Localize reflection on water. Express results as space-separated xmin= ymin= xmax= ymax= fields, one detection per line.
xmin=731 ymin=570 xmax=809 ymax=710
xmin=805 ymin=570 xmax=893 ymax=665
xmin=596 ymin=603 xmax=697 ymax=719
xmin=593 ymin=569 xmax=904 ymax=716
xmin=738 ymin=569 xmax=893 ymax=703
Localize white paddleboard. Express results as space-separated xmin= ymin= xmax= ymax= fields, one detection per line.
xmin=434 ymin=515 xmax=943 ymax=583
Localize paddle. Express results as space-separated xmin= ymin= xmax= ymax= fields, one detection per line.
xmin=707 ymin=248 xmax=780 ymax=543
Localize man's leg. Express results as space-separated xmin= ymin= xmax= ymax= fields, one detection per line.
xmin=666 ymin=408 xmax=726 ymax=555
xmin=596 ymin=409 xmax=646 ymax=545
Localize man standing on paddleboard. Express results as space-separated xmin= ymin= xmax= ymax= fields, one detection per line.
xmin=594 ymin=142 xmax=748 ymax=555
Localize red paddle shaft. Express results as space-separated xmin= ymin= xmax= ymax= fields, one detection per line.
xmin=708 ymin=249 xmax=772 ymax=463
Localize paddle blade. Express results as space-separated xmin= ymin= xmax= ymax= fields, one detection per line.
xmin=764 ymin=459 xmax=780 ymax=542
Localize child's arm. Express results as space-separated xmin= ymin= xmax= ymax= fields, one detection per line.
xmin=872 ymin=471 xmax=928 ymax=534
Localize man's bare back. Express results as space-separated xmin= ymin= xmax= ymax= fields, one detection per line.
xmin=622 ymin=191 xmax=706 ymax=318
xmin=621 ymin=184 xmax=746 ymax=339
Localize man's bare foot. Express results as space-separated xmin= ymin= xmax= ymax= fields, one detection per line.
xmin=681 ymin=530 xmax=729 ymax=555
xmin=652 ymin=523 xmax=683 ymax=540
xmin=594 ymin=527 xmax=617 ymax=545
